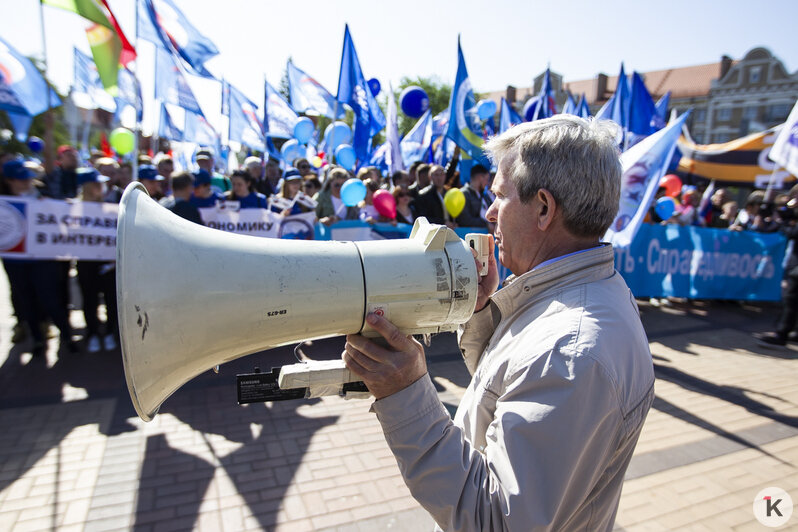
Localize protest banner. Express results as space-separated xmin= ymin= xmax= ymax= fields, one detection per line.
xmin=198 ymin=207 xmax=315 ymax=240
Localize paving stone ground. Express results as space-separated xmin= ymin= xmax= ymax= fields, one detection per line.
xmin=0 ymin=269 xmax=796 ymax=531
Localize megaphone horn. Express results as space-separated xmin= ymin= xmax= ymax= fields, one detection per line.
xmin=117 ymin=183 xmax=480 ymax=421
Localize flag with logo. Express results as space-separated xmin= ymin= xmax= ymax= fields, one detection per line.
xmin=604 ymin=112 xmax=690 ymax=248
xmin=263 ymin=80 xmax=298 ymax=139
xmin=154 ymin=47 xmax=203 ymax=116
xmin=115 ymin=66 xmax=142 ymax=124
xmin=769 ymin=100 xmax=798 ymax=178
xmin=184 ymin=110 xmax=219 ymax=147
xmin=224 ymin=82 xmax=264 ymax=151
xmin=499 ymin=97 xmax=522 ymax=134
xmin=336 ymin=24 xmax=386 ymax=161
xmin=158 ymin=102 xmax=183 ymax=141
xmin=137 ymin=0 xmax=218 ymax=79
xmin=72 ymin=47 xmax=116 ymax=112
xmin=400 ymin=109 xmax=432 ymax=166
xmin=445 ymin=37 xmax=489 ymax=166
xmin=287 ymin=61 xmax=340 ymax=119
xmin=0 ymin=36 xmax=61 ymax=117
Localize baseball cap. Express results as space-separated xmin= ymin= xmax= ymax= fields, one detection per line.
xmin=2 ymin=160 xmax=32 ymax=180
xmin=193 ymin=169 xmax=212 ymax=186
xmin=138 ymin=164 xmax=163 ymax=181
xmin=283 ymin=167 xmax=302 ymax=181
xmin=76 ymin=167 xmax=110 ymax=185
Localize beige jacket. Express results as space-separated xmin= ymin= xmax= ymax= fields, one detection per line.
xmin=371 ymin=245 xmax=654 ymax=531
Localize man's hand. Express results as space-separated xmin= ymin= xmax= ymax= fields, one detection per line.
xmin=343 ymin=313 xmax=427 ymax=400
xmin=474 ymin=233 xmax=499 ymax=312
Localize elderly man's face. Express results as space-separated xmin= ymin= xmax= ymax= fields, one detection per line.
xmin=430 ymin=166 xmax=445 ymax=188
xmin=485 ymin=161 xmax=541 ymax=275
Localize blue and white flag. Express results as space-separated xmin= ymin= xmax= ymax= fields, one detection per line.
xmin=401 ymin=109 xmax=432 ymax=166
xmin=652 ymin=91 xmax=670 ymax=130
xmin=0 ymin=35 xmax=60 ymax=117
xmin=604 ymin=112 xmax=690 ymax=248
xmin=532 ymin=68 xmax=557 ymax=121
xmin=184 ymin=110 xmax=218 ymax=147
xmin=6 ymin=112 xmax=33 ymax=141
xmin=263 ymin=80 xmax=298 ymax=139
xmin=137 ymin=0 xmax=218 ymax=79
xmin=72 ymin=48 xmax=116 ymax=112
xmin=336 ymin=24 xmax=386 ymax=161
xmin=158 ymin=102 xmax=183 ymax=141
xmin=768 ymin=99 xmax=798 ymax=177
xmin=605 ymin=64 xmax=630 ymax=130
xmin=499 ymin=97 xmax=522 ymax=134
xmin=385 ymin=85 xmax=404 ymax=173
xmin=225 ymin=82 xmax=264 ymax=151
xmin=115 ymin=66 xmax=143 ymax=123
xmin=369 ymin=142 xmax=389 ymax=173
xmin=154 ymin=47 xmax=203 ymax=116
xmin=576 ymin=93 xmax=591 ymax=119
xmin=287 ymin=61 xmax=339 ymax=119
xmin=445 ymin=38 xmax=489 ymax=166
xmin=561 ymin=93 xmax=577 ymax=116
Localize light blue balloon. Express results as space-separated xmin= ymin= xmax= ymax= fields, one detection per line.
xmin=324 ymin=121 xmax=352 ymax=150
xmin=340 ymin=178 xmax=366 ymax=207
xmin=476 ymin=100 xmax=497 ymax=120
xmin=655 ymin=196 xmax=676 ymax=220
xmin=335 ymin=144 xmax=356 ymax=171
xmin=280 ymin=139 xmax=305 ymax=163
xmin=293 ymin=117 xmax=314 ymax=144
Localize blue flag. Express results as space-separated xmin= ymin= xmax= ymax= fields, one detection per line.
xmin=445 ymin=38 xmax=489 ymax=165
xmin=561 ymin=93 xmax=577 ymax=115
xmin=224 ymin=82 xmax=265 ymax=151
xmin=263 ymin=80 xmax=298 ymax=139
xmin=604 ymin=112 xmax=691 ymax=248
xmin=73 ymin=48 xmax=116 ymax=112
xmin=627 ymin=71 xmax=657 ymax=136
xmin=532 ymin=68 xmax=557 ymax=121
xmin=158 ymin=102 xmax=183 ymax=141
xmin=576 ymin=93 xmax=591 ymax=119
xmin=184 ymin=110 xmax=218 ymax=147
xmin=608 ymin=63 xmax=630 ymax=129
xmin=115 ymin=66 xmax=143 ymax=123
xmin=137 ymin=0 xmax=218 ymax=79
xmin=336 ymin=25 xmax=386 ymax=161
xmin=287 ymin=61 xmax=340 ymax=119
xmin=6 ymin=111 xmax=33 ymax=141
xmin=499 ymin=98 xmax=522 ymax=134
xmin=652 ymin=91 xmax=670 ymax=130
xmin=0 ymin=35 xmax=60 ymax=117
xmin=401 ymin=109 xmax=432 ymax=166
xmin=154 ymin=47 xmax=203 ymax=116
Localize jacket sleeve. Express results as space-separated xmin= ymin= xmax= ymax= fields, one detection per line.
xmin=457 ymin=303 xmax=499 ymax=375
xmin=371 ymin=351 xmax=623 ymax=532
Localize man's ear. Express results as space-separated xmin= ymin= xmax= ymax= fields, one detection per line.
xmin=536 ymin=188 xmax=557 ymax=231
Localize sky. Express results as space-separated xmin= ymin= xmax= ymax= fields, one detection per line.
xmin=2 ymin=0 xmax=798 ymax=137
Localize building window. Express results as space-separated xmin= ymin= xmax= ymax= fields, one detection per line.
xmin=695 ymin=109 xmax=707 ymax=122
xmin=749 ymin=66 xmax=761 ymax=84
xmin=717 ymin=108 xmax=732 ymax=121
xmin=744 ymin=106 xmax=758 ymax=119
xmin=714 ymin=133 xmax=731 ymax=143
xmin=769 ymin=103 xmax=791 ymax=121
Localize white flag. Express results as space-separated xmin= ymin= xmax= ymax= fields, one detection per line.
xmin=385 ymin=83 xmax=404 ymax=173
xmin=768 ymin=100 xmax=798 ymax=177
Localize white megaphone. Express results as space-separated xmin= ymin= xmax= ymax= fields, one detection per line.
xmin=117 ymin=182 xmax=487 ymax=421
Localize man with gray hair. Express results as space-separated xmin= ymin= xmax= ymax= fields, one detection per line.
xmin=344 ymin=116 xmax=654 ymax=531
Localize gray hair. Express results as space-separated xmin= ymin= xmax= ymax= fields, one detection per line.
xmin=484 ymin=116 xmax=622 ymax=238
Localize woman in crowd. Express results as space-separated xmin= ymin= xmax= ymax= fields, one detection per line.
xmin=393 ymin=186 xmax=416 ymax=225
xmin=271 ymin=169 xmax=315 ymax=216
xmin=75 ymin=167 xmax=118 ymax=353
xmin=358 ymin=178 xmax=381 ymax=223
xmin=227 ymin=169 xmax=268 ymax=209
xmin=314 ymin=167 xmax=359 ymax=225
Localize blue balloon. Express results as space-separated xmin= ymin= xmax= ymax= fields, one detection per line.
xmin=340 ymin=178 xmax=366 ymax=206
xmin=367 ymin=78 xmax=381 ymax=97
xmin=27 ymin=136 xmax=44 ymax=152
xmin=400 ymin=86 xmax=429 ymax=118
xmin=654 ymin=196 xmax=676 ymax=220
xmin=293 ymin=117 xmax=314 ymax=144
xmin=324 ymin=121 xmax=352 ymax=150
xmin=476 ymin=100 xmax=497 ymax=120
xmin=523 ymin=96 xmax=540 ymax=122
xmin=280 ymin=139 xmax=305 ymax=163
xmin=335 ymin=144 xmax=356 ymax=171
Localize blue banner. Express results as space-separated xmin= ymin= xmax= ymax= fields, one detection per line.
xmin=614 ymin=224 xmax=785 ymax=301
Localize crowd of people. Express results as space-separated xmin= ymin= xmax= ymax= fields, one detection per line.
xmin=0 ymin=143 xmax=497 ymax=357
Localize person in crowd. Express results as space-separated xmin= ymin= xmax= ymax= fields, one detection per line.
xmin=708 ymin=201 xmax=738 ymax=228
xmin=314 ymin=166 xmax=359 ymax=225
xmin=272 ymin=168 xmax=315 ymax=216
xmin=358 ymin=178 xmax=382 ymax=224
xmin=190 ymin=169 xmax=224 ymax=208
xmin=730 ymin=190 xmax=766 ymax=231
xmin=303 ymin=177 xmax=322 ymax=198
xmin=343 ymin=116 xmax=653 ymax=531
xmin=153 ymin=153 xmax=174 ymax=197
xmin=455 ymin=164 xmax=491 ymax=228
xmin=391 ymin=170 xmax=410 ymax=191
xmin=393 ymin=186 xmax=416 ymax=225
xmin=356 ymin=167 xmax=371 ymax=181
xmin=47 ymin=144 xmax=80 ymax=199
xmin=668 ymin=188 xmax=702 ymax=226
xmin=137 ymin=164 xmax=165 ymax=199
xmin=706 ymin=187 xmax=732 ymax=225
xmin=167 ymin=171 xmax=203 ymax=225
xmin=118 ymin=162 xmax=133 ymax=190
xmin=243 ymin=156 xmax=269 ymax=196
xmin=265 ymin=157 xmax=282 ymax=192
xmin=228 ymin=169 xmax=268 ymax=209
xmin=74 ymin=168 xmax=118 ymax=353
xmin=293 ymin=158 xmax=313 ymax=177
xmin=94 ymin=157 xmax=122 ymax=202
xmin=408 ymin=163 xmax=431 ymax=199
xmin=407 ymin=161 xmax=423 ymax=195
xmin=2 ymin=160 xmax=76 ymax=356
xmin=412 ymin=164 xmax=451 ymax=226
xmin=197 ymin=147 xmax=231 ymax=196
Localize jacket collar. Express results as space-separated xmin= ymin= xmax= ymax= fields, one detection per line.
xmin=489 ymin=244 xmax=616 ymax=320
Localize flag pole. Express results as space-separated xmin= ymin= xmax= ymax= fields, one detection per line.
xmin=131 ymin=0 xmax=141 ymax=181
xmin=38 ymin=0 xmax=55 ymax=175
